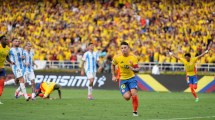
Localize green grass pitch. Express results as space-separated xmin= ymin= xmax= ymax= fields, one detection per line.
xmin=0 ymin=87 xmax=215 ymax=120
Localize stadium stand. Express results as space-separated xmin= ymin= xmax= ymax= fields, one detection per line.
xmin=0 ymin=0 xmax=214 ymax=66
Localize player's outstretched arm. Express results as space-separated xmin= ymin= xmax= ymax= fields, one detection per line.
xmin=169 ymin=52 xmax=180 ymax=60
xmin=196 ymin=49 xmax=210 ymax=60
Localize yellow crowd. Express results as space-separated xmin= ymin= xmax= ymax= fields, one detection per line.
xmin=0 ymin=0 xmax=214 ymax=63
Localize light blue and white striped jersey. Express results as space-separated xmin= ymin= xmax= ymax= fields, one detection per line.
xmin=9 ymin=47 xmax=24 ymax=71
xmin=23 ymin=50 xmax=34 ymax=72
xmin=82 ymin=51 xmax=99 ymax=73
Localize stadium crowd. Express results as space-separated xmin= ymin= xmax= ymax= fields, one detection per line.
xmin=0 ymin=0 xmax=215 ymax=66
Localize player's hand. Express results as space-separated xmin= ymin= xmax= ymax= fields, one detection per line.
xmin=25 ymin=63 xmax=30 ymax=66
xmin=112 ymin=76 xmax=117 ymax=82
xmin=81 ymin=70 xmax=85 ymax=76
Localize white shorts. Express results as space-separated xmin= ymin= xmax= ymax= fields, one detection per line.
xmin=86 ymin=72 xmax=96 ymax=79
xmin=13 ymin=68 xmax=23 ymax=79
xmin=24 ymin=71 xmax=35 ymax=83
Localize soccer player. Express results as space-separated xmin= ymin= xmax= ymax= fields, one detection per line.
xmin=22 ymin=42 xmax=36 ymax=99
xmin=35 ymin=82 xmax=61 ymax=99
xmin=0 ymin=35 xmax=12 ymax=104
xmin=111 ymin=41 xmax=140 ymax=116
xmin=81 ymin=42 xmax=102 ymax=100
xmin=169 ymin=46 xmax=212 ymax=102
xmin=9 ymin=38 xmax=30 ymax=101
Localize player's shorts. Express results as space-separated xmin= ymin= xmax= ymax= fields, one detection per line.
xmin=86 ymin=72 xmax=96 ymax=79
xmin=119 ymin=76 xmax=138 ymax=95
xmin=0 ymin=68 xmax=6 ymax=77
xmin=12 ymin=68 xmax=23 ymax=79
xmin=187 ymin=75 xmax=198 ymax=84
xmin=24 ymin=71 xmax=35 ymax=82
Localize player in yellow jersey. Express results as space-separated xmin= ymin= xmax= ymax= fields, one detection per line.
xmin=111 ymin=42 xmax=140 ymax=116
xmin=0 ymin=35 xmax=13 ymax=104
xmin=170 ymin=44 xmax=212 ymax=102
xmin=35 ymin=82 xmax=61 ymax=100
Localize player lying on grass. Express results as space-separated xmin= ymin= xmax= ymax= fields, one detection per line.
xmin=35 ymin=82 xmax=61 ymax=100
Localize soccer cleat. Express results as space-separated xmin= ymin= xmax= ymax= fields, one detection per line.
xmin=195 ymin=98 xmax=199 ymax=102
xmin=26 ymin=96 xmax=31 ymax=101
xmin=87 ymin=95 xmax=94 ymax=100
xmin=133 ymin=112 xmax=138 ymax=116
xmin=15 ymin=91 xmax=20 ymax=99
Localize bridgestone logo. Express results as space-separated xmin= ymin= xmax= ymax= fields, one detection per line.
xmin=31 ymin=75 xmax=106 ymax=87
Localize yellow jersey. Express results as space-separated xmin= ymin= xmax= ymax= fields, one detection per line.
xmin=40 ymin=82 xmax=56 ymax=97
xmin=112 ymin=54 xmax=138 ymax=80
xmin=0 ymin=44 xmax=10 ymax=68
xmin=180 ymin=57 xmax=198 ymax=76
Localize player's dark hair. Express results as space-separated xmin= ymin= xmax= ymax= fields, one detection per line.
xmin=0 ymin=35 xmax=6 ymax=41
xmin=184 ymin=53 xmax=191 ymax=57
xmin=88 ymin=42 xmax=93 ymax=46
xmin=120 ymin=41 xmax=129 ymax=46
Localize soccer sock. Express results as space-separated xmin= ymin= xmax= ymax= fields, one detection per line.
xmin=4 ymin=79 xmax=15 ymax=85
xmin=32 ymin=93 xmax=36 ymax=98
xmin=189 ymin=84 xmax=197 ymax=98
xmin=15 ymin=87 xmax=21 ymax=93
xmin=0 ymin=79 xmax=5 ymax=96
xmin=193 ymin=84 xmax=197 ymax=90
xmin=20 ymin=83 xmax=28 ymax=99
xmin=88 ymin=86 xmax=92 ymax=96
xmin=132 ymin=95 xmax=139 ymax=112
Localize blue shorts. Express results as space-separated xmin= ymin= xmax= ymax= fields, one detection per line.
xmin=0 ymin=68 xmax=6 ymax=77
xmin=187 ymin=75 xmax=198 ymax=84
xmin=119 ymin=77 xmax=138 ymax=95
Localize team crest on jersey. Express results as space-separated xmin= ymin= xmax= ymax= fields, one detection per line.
xmin=121 ymin=84 xmax=126 ymax=89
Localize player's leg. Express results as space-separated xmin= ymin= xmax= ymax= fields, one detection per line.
xmin=0 ymin=68 xmax=6 ymax=104
xmin=129 ymin=77 xmax=139 ymax=116
xmin=4 ymin=79 xmax=16 ymax=85
xmin=87 ymin=72 xmax=95 ymax=100
xmin=29 ymin=71 xmax=36 ymax=99
xmin=120 ymin=80 xmax=131 ymax=100
xmin=18 ymin=76 xmax=30 ymax=101
xmin=188 ymin=76 xmax=198 ymax=102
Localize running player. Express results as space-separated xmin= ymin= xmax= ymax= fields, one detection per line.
xmin=9 ymin=38 xmax=30 ymax=101
xmin=81 ymin=42 xmax=102 ymax=100
xmin=0 ymin=35 xmax=12 ymax=104
xmin=169 ymin=45 xmax=212 ymax=102
xmin=22 ymin=42 xmax=36 ymax=99
xmin=35 ymin=82 xmax=61 ymax=99
xmin=111 ymin=41 xmax=140 ymax=116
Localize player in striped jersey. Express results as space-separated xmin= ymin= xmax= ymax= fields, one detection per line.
xmin=22 ymin=42 xmax=36 ymax=99
xmin=81 ymin=43 xmax=102 ymax=100
xmin=9 ymin=38 xmax=30 ymax=101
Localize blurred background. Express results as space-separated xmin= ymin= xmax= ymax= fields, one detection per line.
xmin=1 ymin=0 xmax=215 ymax=73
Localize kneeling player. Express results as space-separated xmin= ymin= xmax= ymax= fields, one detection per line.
xmin=35 ymin=82 xmax=61 ymax=100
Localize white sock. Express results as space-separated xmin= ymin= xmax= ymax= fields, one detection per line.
xmin=88 ymin=86 xmax=92 ymax=96
xmin=16 ymin=87 xmax=21 ymax=93
xmin=4 ymin=79 xmax=15 ymax=85
xmin=32 ymin=93 xmax=36 ymax=98
xmin=20 ymin=83 xmax=28 ymax=99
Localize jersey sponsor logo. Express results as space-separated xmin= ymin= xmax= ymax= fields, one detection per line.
xmin=32 ymin=75 xmax=106 ymax=88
